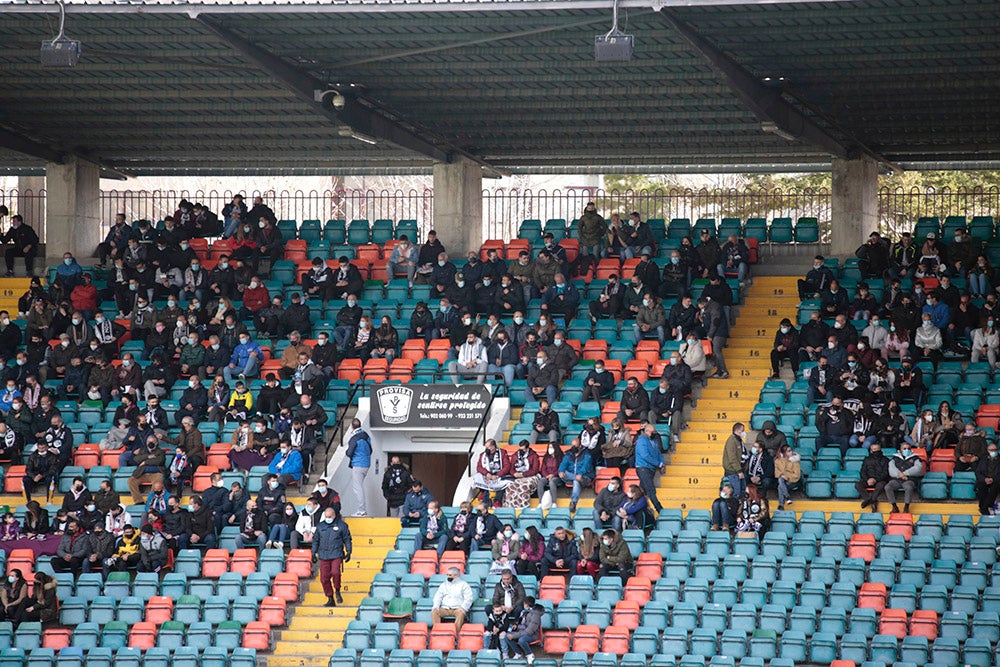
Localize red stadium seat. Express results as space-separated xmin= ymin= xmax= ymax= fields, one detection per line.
xmin=848 ymin=534 xmax=877 ymax=562
xmin=879 ymin=608 xmax=909 ymax=639
xmin=241 ymin=621 xmax=271 ymax=650
xmin=909 ymin=609 xmax=939 ymax=640
xmin=858 ymin=582 xmax=887 ymax=611
xmin=400 ymin=623 xmax=429 ymax=651
xmin=128 ymin=622 xmax=158 ymax=650
xmin=571 ymin=625 xmax=601 ymax=654
xmin=601 ymin=626 xmax=631 ymax=655
xmin=428 ymin=624 xmax=457 ymax=651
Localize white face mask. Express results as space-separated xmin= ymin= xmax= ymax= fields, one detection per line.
xmin=827 ymin=342 xmax=836 ymax=349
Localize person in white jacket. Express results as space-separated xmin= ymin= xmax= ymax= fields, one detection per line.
xmin=291 ymin=498 xmax=320 ymax=549
xmin=431 ymin=567 xmax=475 ymax=630
xmin=913 ymin=314 xmax=943 ymax=362
xmin=679 ymin=335 xmax=708 ymax=373
xmin=861 ymin=315 xmax=888 ymax=352
xmin=884 ymin=445 xmax=925 ymax=513
xmin=971 ymin=319 xmax=1000 ymax=367
xmin=448 ymin=332 xmax=488 ymax=384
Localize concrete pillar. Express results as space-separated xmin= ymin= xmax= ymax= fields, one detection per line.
xmin=831 ymin=156 xmax=879 ymax=258
xmin=433 ymin=157 xmax=483 ymax=256
xmin=15 ymin=176 xmax=45 ymax=226
xmin=45 ymin=157 xmax=102 ymax=261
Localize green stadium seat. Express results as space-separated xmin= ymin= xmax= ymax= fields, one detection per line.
xmin=794 ymin=217 xmax=819 ymax=243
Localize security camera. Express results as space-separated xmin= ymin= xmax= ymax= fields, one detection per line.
xmin=313 ymin=89 xmax=347 ymax=110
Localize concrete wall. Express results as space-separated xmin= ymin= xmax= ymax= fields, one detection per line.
xmin=831 ymin=156 xmax=879 ymax=258
xmin=433 ymin=157 xmax=483 ymax=258
xmin=45 ymin=157 xmax=102 ymax=261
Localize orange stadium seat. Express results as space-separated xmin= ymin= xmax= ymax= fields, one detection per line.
xmin=400 ymin=623 xmax=429 ymax=651
xmin=602 ymin=626 xmax=631 ymax=655
xmin=128 ymin=622 xmax=158 ymax=650
xmin=230 ymin=549 xmax=259 ymax=576
xmin=879 ymin=608 xmax=909 ymax=639
xmin=572 ymin=625 xmax=601 ymax=654
xmin=428 ymin=624 xmax=457 ymax=651
xmin=241 ymin=621 xmax=271 ymax=650
xmin=457 ymin=624 xmax=485 ymax=651
xmin=272 ymin=573 xmax=300 ymax=602
xmin=858 ymin=582 xmax=887 ymax=611
xmin=145 ymin=596 xmax=174 ymax=624
xmin=848 ymin=534 xmax=877 ymax=562
xmin=909 ymin=610 xmax=939 ymax=640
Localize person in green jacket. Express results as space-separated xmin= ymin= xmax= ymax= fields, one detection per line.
xmin=578 ymin=202 xmax=608 ymax=260
xmin=722 ymin=422 xmax=748 ymax=498
xmin=597 ymin=529 xmax=633 ymax=584
xmin=178 ymin=333 xmax=205 ymax=377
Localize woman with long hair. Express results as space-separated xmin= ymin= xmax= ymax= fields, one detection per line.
xmin=736 ymin=485 xmax=771 ymax=539
xmin=516 ymin=525 xmax=545 ymax=577
xmin=537 ymin=443 xmax=564 ymax=505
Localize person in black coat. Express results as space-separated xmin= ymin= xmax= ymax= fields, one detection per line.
xmin=331 ymin=257 xmax=364 ymax=302
xmin=975 ymin=443 xmax=1000 ymax=515
xmin=201 ymin=472 xmax=230 ymax=534
xmin=582 ymin=360 xmax=615 ymax=402
xmin=1 ymin=216 xmax=40 ymax=276
xmin=494 ymin=276 xmax=526 ymax=315
xmin=176 ymin=378 xmax=209 ymax=424
xmin=770 ymin=319 xmax=801 ymax=378
xmin=856 ymin=443 xmax=891 ymax=512
xmin=798 ymin=311 xmax=831 ymax=362
xmin=283 ymin=294 xmax=313 ymax=336
xmin=618 ymin=377 xmax=650 ymax=423
xmin=470 ymin=501 xmax=504 ymax=551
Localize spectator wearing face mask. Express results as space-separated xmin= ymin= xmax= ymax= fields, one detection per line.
xmin=592 ymin=476 xmax=626 ymax=530
xmin=268 ymin=442 xmax=303 ymax=487
xmin=292 ymin=499 xmax=321 ymax=549
xmin=722 ymin=423 xmax=749 ymax=498
xmin=558 ymin=440 xmax=594 ymax=514
xmin=913 ymin=313 xmax=943 ymax=363
xmin=524 ymin=351 xmax=559 ymax=404
xmin=770 ymin=319 xmax=800 ymax=379
xmin=975 ymin=443 xmax=1000 ymax=515
xmin=773 ymin=444 xmax=801 ymax=510
xmin=884 ymin=444 xmax=924 ymax=513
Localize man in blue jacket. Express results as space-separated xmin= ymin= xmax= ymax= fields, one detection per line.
xmin=223 ymin=333 xmax=261 ymax=382
xmin=635 ymin=423 xmax=665 ymax=514
xmin=401 ymin=479 xmax=434 ymax=527
xmin=557 ymin=439 xmax=594 ymax=514
xmin=268 ymin=442 xmax=303 ymax=487
xmin=313 ymin=506 xmax=352 ymax=607
xmin=345 ymin=419 xmax=372 ymax=517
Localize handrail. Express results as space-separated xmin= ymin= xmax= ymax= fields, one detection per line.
xmin=465 ymin=374 xmax=507 ymax=475
xmin=323 ymin=375 xmax=366 ymax=460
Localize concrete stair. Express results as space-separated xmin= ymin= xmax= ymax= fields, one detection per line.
xmin=268 ymin=517 xmax=400 ymax=667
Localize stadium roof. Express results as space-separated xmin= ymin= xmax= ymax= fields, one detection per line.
xmin=1 ymin=0 xmax=999 ymax=177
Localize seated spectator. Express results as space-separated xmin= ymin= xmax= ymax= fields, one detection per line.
xmin=471 ymin=439 xmax=511 ymax=504
xmin=754 ymin=421 xmax=788 ymax=459
xmin=0 ymin=569 xmax=28 ymax=625
xmin=127 ymin=437 xmax=167 ymax=504
xmin=648 ymin=374 xmax=681 ymax=428
xmin=524 ymin=351 xmax=559 ymax=404
xmin=143 ymin=480 xmax=170 ymax=521
xmin=448 ymin=331 xmax=487 ymax=384
xmin=913 ymin=312 xmax=943 ymax=362
xmin=484 ymin=604 xmax=515 ymax=652
xmin=582 ymin=360 xmax=614 ymax=402
xmin=956 ymin=423 xmax=988 ymax=473
xmin=103 ymin=523 xmax=140 ymax=573
xmin=821 ymin=334 xmax=848 ymax=368
xmin=292 ymin=498 xmax=320 ymax=549
xmin=931 ymin=401 xmax=963 ymax=452
xmin=470 ymin=501 xmax=502 ymax=552
xmin=770 ymin=319 xmax=800 ymax=379
xmin=414 ymin=501 xmax=448 ymax=556
xmin=234 ymin=498 xmax=267 ymax=549
xmin=400 ymin=479 xmax=433 ymax=527
xmin=975 ymin=443 xmax=1000 ymax=515
xmin=505 ymin=441 xmax=540 ymax=510
xmin=773 ymin=444 xmax=801 ymax=510
xmin=710 ymin=483 xmax=739 ymax=531
xmin=602 ymin=418 xmax=633 ymax=472
xmin=528 ymin=399 xmax=560 ymax=445
xmin=267 ymin=501 xmax=297 ymax=549
xmin=0 ymin=513 xmax=17 ymax=542
xmin=632 ymin=293 xmax=666 ymax=346
xmin=884 ymin=444 xmax=924 ymax=513
xmin=851 ymin=283 xmax=879 ymax=321
xmin=558 ymin=440 xmax=594 ymax=514
xmin=744 ymin=442 xmax=775 ymax=494
xmin=490 ymin=525 xmax=520 ymax=574
xmin=61 ymin=476 xmax=92 ymax=517
xmin=736 ymin=486 xmax=770 ymax=539
xmin=807 ymin=356 xmax=835 ymax=405
xmin=52 ymin=519 xmax=90 ymax=573
xmin=188 ymin=496 xmax=216 ymax=549
xmin=816 ymin=397 xmax=853 ymax=455
xmin=615 ymin=485 xmax=652 ymax=531
xmin=618 ymin=376 xmax=650 ymax=423
xmin=223 ymin=334 xmax=262 ymax=382
xmin=268 ymin=442 xmax=304 ymax=487
xmin=592 ymin=476 xmax=625 ymax=530
xmin=576 ymin=527 xmax=600 ymax=578
xmin=445 ymin=501 xmax=476 ymax=556
xmin=539 ymin=273 xmax=580 ymax=323
xmin=597 ymin=529 xmax=634 ymax=584
xmin=819 ymin=280 xmax=849 ymax=317
xmin=971 ymin=317 xmax=999 ymax=367
xmin=515 ymin=526 xmax=544 ymax=578
xmin=430 ymin=567 xmax=474 ymax=631
xmin=798 ymin=255 xmax=834 ymax=299
xmin=138 ymin=524 xmax=169 ymax=573
xmin=502 ymin=598 xmax=544 ymax=662
xmin=835 ymin=354 xmax=869 ymax=401
xmin=895 ymin=356 xmax=924 ymax=404
xmin=22 ymin=441 xmax=58 ymax=503
xmin=22 ymin=501 xmax=48 ymax=538
xmin=540 ymin=525 xmax=580 ymax=576
xmin=161 ymin=495 xmax=190 ymax=550
xmin=537 ymin=445 xmax=562 ymax=505
xmin=588 ymin=273 xmax=623 ymax=322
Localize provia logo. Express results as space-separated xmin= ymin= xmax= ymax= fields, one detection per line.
xmin=376 ymin=385 xmax=413 ymax=424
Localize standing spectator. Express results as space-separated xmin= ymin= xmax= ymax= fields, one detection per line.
xmin=577 ymin=202 xmax=607 ymax=259
xmin=431 ymin=567 xmax=474 ymax=630
xmin=722 ymin=423 xmax=748 ymax=498
xmin=557 ymin=441 xmax=594 ymax=514
xmin=344 ymin=419 xmax=372 ymax=517
xmin=634 ymin=423 xmax=665 ymax=514
xmin=975 ymin=443 xmax=1000 ymax=515
xmin=698 ymin=297 xmax=729 ymax=378
xmin=381 ymin=456 xmax=413 ymax=518
xmin=884 ymin=444 xmax=925 ymax=513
